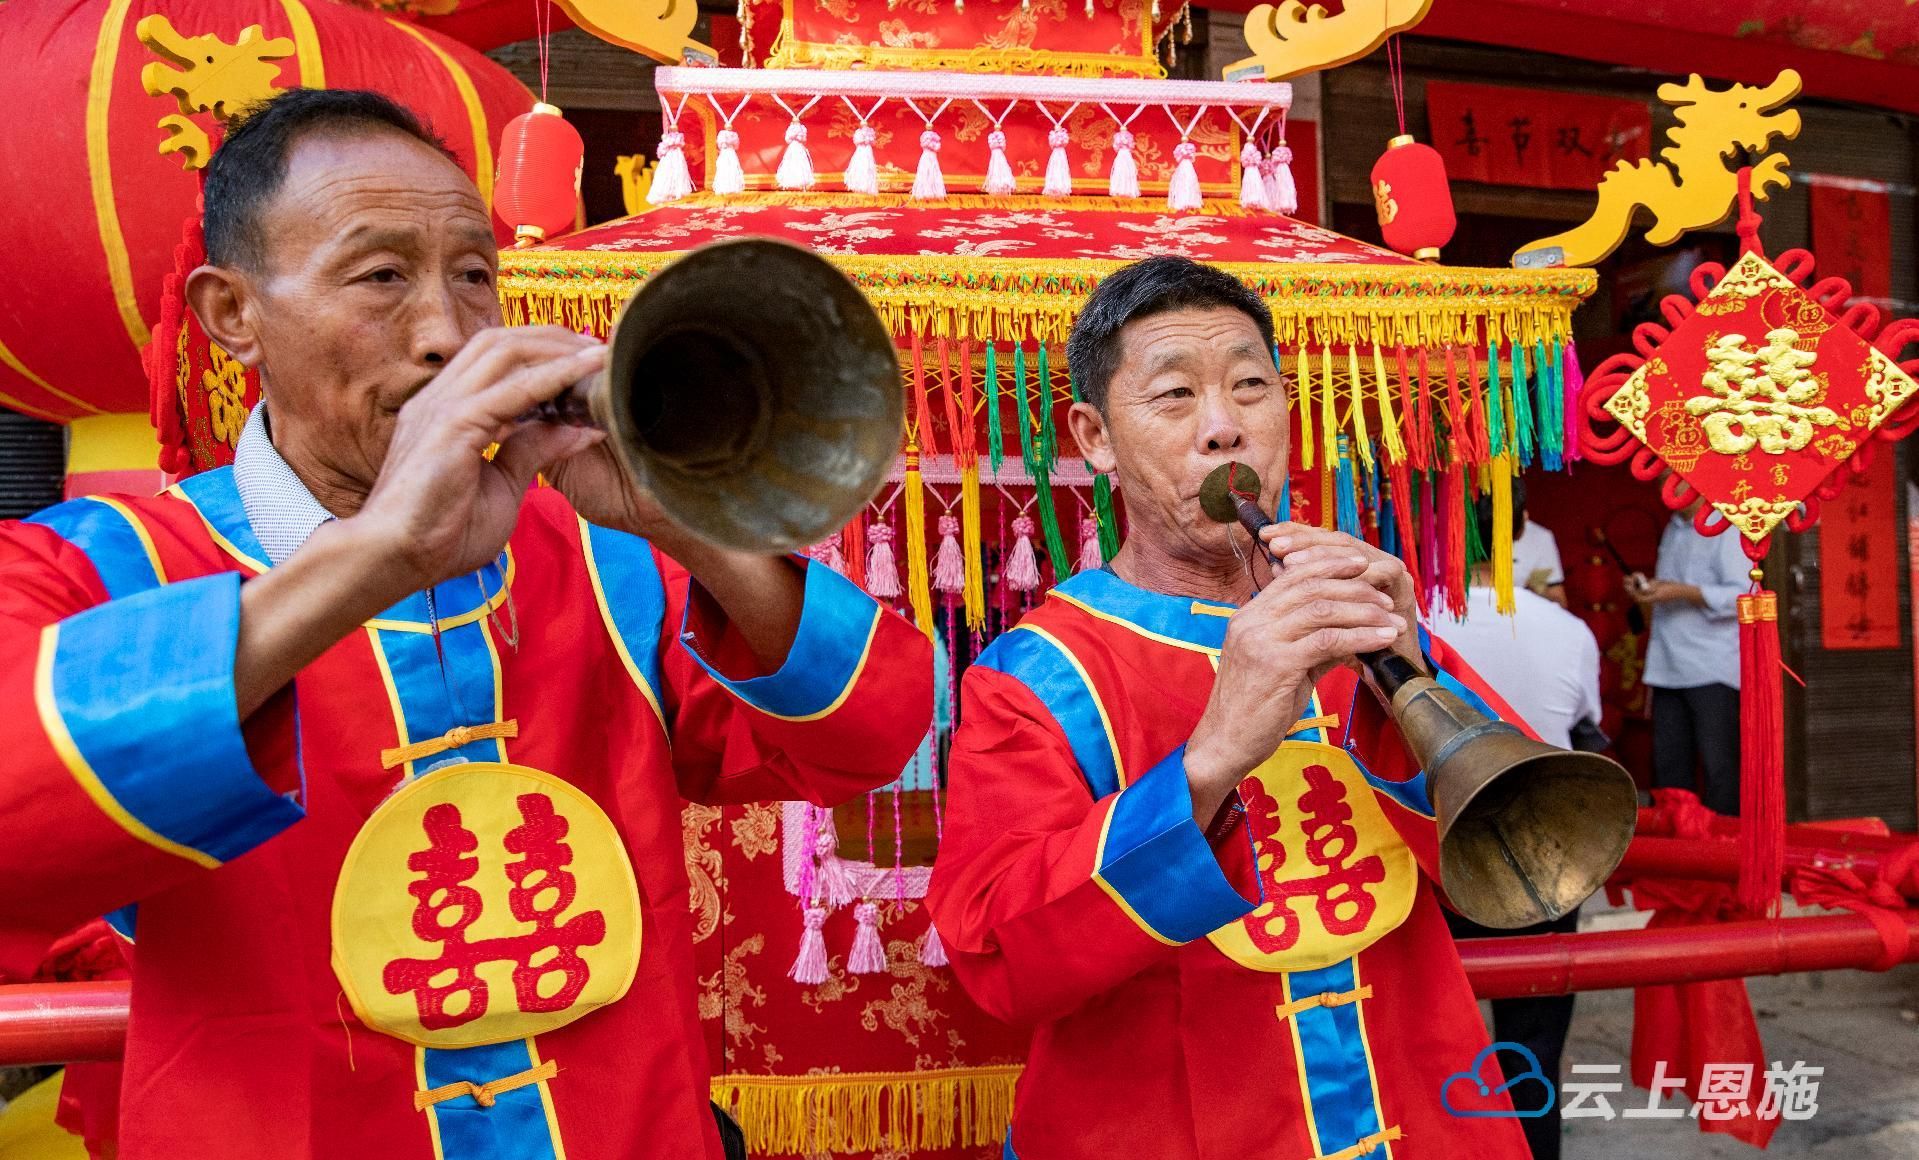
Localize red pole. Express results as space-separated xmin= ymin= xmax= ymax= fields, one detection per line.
xmin=1612 ymin=835 xmax=1906 ymax=883
xmin=0 ymin=980 xmax=130 ymax=1066
xmin=7 ymin=911 xmax=1919 ymax=1063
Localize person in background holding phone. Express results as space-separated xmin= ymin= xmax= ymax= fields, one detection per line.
xmin=1630 ymin=497 xmax=1750 ymax=815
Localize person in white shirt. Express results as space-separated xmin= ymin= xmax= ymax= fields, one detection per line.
xmin=1630 ymin=500 xmax=1748 ymax=815
xmin=1508 ymin=476 xmax=1567 ymax=607
xmin=1430 ymin=491 xmax=1606 ymax=1160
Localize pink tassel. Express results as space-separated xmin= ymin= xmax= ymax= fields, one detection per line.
xmin=712 ymin=128 xmax=745 ymax=196
xmin=848 ymin=901 xmax=887 ymax=974
xmin=1238 ymin=141 xmax=1268 ymax=210
xmin=983 ymin=129 xmax=1017 ymax=195
xmin=913 ymin=129 xmax=946 ymax=200
xmin=919 ymin=921 xmax=949 ymax=967
xmin=865 ymin=522 xmax=902 ymax=599
xmin=1108 ymin=129 xmax=1139 ymax=199
xmin=645 ymin=130 xmax=693 ymax=204
xmin=933 ymin=514 xmax=966 ymax=593
xmin=777 ymin=121 xmax=815 ymax=191
xmin=815 ymin=828 xmax=858 ymax=908
xmin=846 ymin=125 xmax=879 ymax=195
xmin=1043 ymin=127 xmax=1072 ymax=197
xmin=788 ymin=906 xmax=830 ymax=985
xmin=1076 ymin=515 xmax=1104 ymax=573
xmin=1564 ymin=342 xmax=1586 ymax=463
xmin=1007 ymin=514 xmax=1042 ymax=591
xmin=1167 ymin=141 xmax=1202 ymax=212
xmin=805 ymin=533 xmax=847 ymax=576
xmin=1268 ymin=143 xmax=1299 ymax=215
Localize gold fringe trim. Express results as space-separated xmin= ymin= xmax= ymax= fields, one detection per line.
xmin=710 ymin=1065 xmax=1022 ymax=1156
xmin=503 ymin=250 xmax=1594 ymax=353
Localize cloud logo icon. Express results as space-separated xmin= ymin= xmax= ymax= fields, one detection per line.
xmin=1440 ymin=1042 xmax=1555 ymax=1119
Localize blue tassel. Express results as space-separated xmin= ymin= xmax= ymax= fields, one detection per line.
xmin=1277 ymin=475 xmax=1293 ymax=522
xmin=1335 ymin=435 xmax=1361 ymax=537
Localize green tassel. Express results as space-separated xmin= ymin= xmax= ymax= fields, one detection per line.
xmin=1093 ymin=474 xmax=1120 ymax=560
xmin=985 ymin=342 xmax=1004 ymax=474
xmin=1510 ymin=343 xmax=1535 ymax=467
xmin=1540 ymin=338 xmax=1566 ymax=468
xmin=1463 ymin=467 xmax=1487 ymax=569
xmin=1486 ymin=339 xmax=1507 ymax=457
xmin=1030 ymin=344 xmax=1072 ymax=578
xmin=1532 ymin=339 xmax=1555 ymax=468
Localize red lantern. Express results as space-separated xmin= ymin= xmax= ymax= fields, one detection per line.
xmin=494 ymin=103 xmax=584 ymax=246
xmin=1370 ymin=134 xmax=1456 ymax=261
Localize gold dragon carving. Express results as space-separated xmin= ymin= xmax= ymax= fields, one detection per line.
xmin=554 ymin=0 xmax=714 ymax=64
xmin=1515 ymin=70 xmax=1803 ymax=269
xmin=137 ymin=15 xmax=296 ymax=170
xmin=1225 ymin=0 xmax=1433 ymax=82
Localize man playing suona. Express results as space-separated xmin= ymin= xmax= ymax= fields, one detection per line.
xmin=0 ymin=89 xmax=930 ymax=1158
xmin=930 ymin=258 xmax=1535 ymax=1159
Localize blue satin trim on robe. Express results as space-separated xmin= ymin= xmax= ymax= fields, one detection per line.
xmin=1288 ymin=956 xmax=1387 ymax=1157
xmin=1096 ymin=747 xmax=1257 ymax=943
xmin=976 ymin=627 xmax=1121 ymax=798
xmin=27 ymin=498 xmax=162 ymax=599
xmin=581 ymin=522 xmax=666 ymax=711
xmin=680 ymin=557 xmax=881 ymax=719
xmin=1050 ymin=568 xmax=1232 ymax=652
xmin=172 ymin=468 xmax=270 ymax=570
xmin=371 ymin=619 xmax=507 ymax=774
xmin=421 ymin=1038 xmax=562 ymax=1160
xmin=46 ymin=573 xmax=303 ymax=863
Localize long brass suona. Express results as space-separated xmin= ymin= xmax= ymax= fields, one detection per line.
xmin=1198 ymin=461 xmax=1638 ymax=928
xmin=533 ymin=237 xmax=904 ymax=553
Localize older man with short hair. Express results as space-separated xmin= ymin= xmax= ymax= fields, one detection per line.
xmin=930 ymin=257 xmax=1535 ymax=1160
xmin=0 ymin=88 xmax=930 ymax=1159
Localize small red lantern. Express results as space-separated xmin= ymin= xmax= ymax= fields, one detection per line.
xmin=1370 ymin=134 xmax=1456 ymax=261
xmin=494 ymin=102 xmax=584 ymax=246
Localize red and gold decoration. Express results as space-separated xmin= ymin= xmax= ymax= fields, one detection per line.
xmin=0 ymin=0 xmax=532 ymax=452
xmin=1581 ymin=179 xmax=1919 ymax=924
xmin=494 ymin=103 xmax=586 ymax=246
xmin=1370 ymin=134 xmax=1454 ymax=261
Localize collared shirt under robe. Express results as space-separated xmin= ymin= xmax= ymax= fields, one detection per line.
xmin=930 ymin=569 xmax=1534 ymax=1160
xmin=0 ymin=467 xmax=931 ymax=1160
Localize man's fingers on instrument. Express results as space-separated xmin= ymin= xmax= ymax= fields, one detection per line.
xmin=425 ymin=327 xmax=601 ymax=403
xmin=464 ymin=344 xmax=607 ymax=428
xmin=492 ymin=423 xmax=604 ymax=494
xmin=1292 ymin=622 xmax=1406 ymax=664
xmin=1269 ymin=577 xmax=1395 ymax=620
xmin=1266 ymin=544 xmax=1373 ymax=579
xmin=1261 ymin=522 xmax=1368 ymax=558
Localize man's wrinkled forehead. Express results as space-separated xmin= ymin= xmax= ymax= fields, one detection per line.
xmin=264 ymin=131 xmax=490 ymax=260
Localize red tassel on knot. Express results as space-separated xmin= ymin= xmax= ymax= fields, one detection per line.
xmin=1737 ymin=569 xmax=1785 ymax=919
xmin=848 ymin=901 xmax=887 ymax=974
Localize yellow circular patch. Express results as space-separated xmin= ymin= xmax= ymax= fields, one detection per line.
xmin=331 ymin=762 xmax=642 ymax=1049
xmin=1207 ymin=740 xmax=1416 ymax=972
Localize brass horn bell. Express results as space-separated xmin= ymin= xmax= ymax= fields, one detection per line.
xmin=555 ymin=238 xmax=903 ymax=553
xmin=1390 ymin=675 xmax=1639 ymax=929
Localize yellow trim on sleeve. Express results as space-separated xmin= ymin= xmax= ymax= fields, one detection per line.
xmin=91 ymin=496 xmax=169 ymax=585
xmin=165 ymin=484 xmax=268 ymax=575
xmin=1051 ymin=589 xmax=1223 ymax=657
xmin=34 ymin=623 xmax=221 ymax=870
xmin=1090 ymin=802 xmax=1180 ymax=948
xmin=88 ymin=0 xmax=151 ymax=352
xmin=749 ymin=605 xmax=882 ymax=723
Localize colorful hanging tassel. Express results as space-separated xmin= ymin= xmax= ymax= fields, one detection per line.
xmin=1044 ymin=127 xmax=1073 ymax=197
xmin=1007 ymin=514 xmax=1043 ymax=591
xmin=1562 ymin=340 xmax=1586 ymax=464
xmin=1093 ymin=475 xmax=1121 ymax=559
xmin=1030 ymin=345 xmax=1074 ymax=578
xmin=1540 ymin=338 xmax=1566 ymax=470
xmin=1334 ymin=436 xmax=1360 ymax=536
xmin=848 ymin=901 xmax=887 ymax=974
xmin=1294 ymin=348 xmax=1315 ymax=471
xmin=645 ymin=129 xmax=693 ymax=204
xmin=846 ymin=125 xmax=880 ymax=195
xmin=713 ymin=128 xmax=746 ymax=195
xmin=984 ymin=342 xmax=1005 ymax=473
xmin=1738 ymin=569 xmax=1785 ymax=919
xmin=1167 ymin=141 xmax=1202 ymax=212
xmin=1389 ymin=458 xmax=1425 ymax=617
xmin=984 ymin=129 xmax=1017 ymax=195
xmin=933 ymin=513 xmax=966 ymax=594
xmin=919 ymin=921 xmax=949 ymax=967
xmin=865 ymin=521 xmax=902 ymax=599
xmin=1318 ymin=342 xmax=1338 ymax=471
xmin=1491 ymin=456 xmax=1515 ymax=614
xmin=1267 ymin=140 xmax=1299 ymax=215
xmin=1370 ymin=345 xmax=1405 ymax=464
xmin=1510 ymin=341 xmax=1536 ymax=467
xmin=903 ymin=457 xmax=934 ymax=633
xmin=777 ymin=121 xmax=815 ymax=190
xmin=1076 ymin=515 xmax=1105 ymax=572
xmin=953 ymin=340 xmax=987 ymax=630
xmin=1418 ymin=470 xmax=1441 ymax=613
xmin=1487 ymin=339 xmax=1509 ymax=457
xmin=842 ymin=514 xmax=868 ymax=592
xmin=1109 ymin=129 xmax=1140 ymax=199
xmin=914 ymin=129 xmax=947 ymax=200
xmin=1345 ymin=347 xmax=1373 ymax=472
xmin=1238 ymin=141 xmax=1268 ymax=210
xmin=788 ymin=906 xmax=830 ymax=985
xmin=815 ymin=827 xmax=858 ymax=908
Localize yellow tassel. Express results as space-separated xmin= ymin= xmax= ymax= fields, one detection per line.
xmin=1371 ymin=344 xmax=1406 ymax=464
xmin=1492 ymin=454 xmax=1515 ymax=615
xmin=1319 ymin=462 xmax=1335 ymax=530
xmin=1345 ymin=345 xmax=1374 ymax=472
xmin=710 ymin=1066 xmax=1022 ymax=1156
xmin=1292 ymin=349 xmax=1314 ymax=470
xmin=904 ymin=454 xmax=935 ymax=637
xmin=1319 ymin=342 xmax=1338 ymax=472
xmin=960 ymin=461 xmax=985 ymax=630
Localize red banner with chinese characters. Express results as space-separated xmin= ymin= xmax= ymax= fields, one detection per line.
xmin=1810 ymin=178 xmax=1893 ymax=307
xmin=1820 ymin=450 xmax=1901 ymax=650
xmin=1425 ymin=81 xmax=1651 ymax=190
